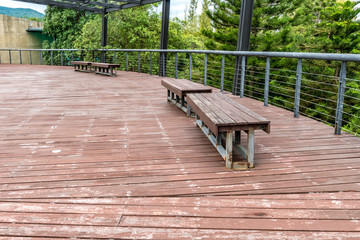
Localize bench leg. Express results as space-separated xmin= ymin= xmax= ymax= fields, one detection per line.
xmin=247 ymin=129 xmax=255 ymax=168
xmin=225 ymin=131 xmax=233 ymax=169
xmin=187 ymin=104 xmax=191 ymax=117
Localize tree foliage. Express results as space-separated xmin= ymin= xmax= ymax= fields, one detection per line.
xmin=43 ymin=7 xmax=90 ymax=49
xmin=202 ymin=0 xmax=360 ymax=135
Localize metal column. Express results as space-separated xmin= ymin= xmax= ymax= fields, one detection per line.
xmin=233 ymin=0 xmax=255 ymax=95
xmin=159 ymin=0 xmax=170 ymax=76
xmin=101 ymin=1 xmax=108 ymax=63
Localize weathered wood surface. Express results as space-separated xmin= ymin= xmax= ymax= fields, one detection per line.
xmin=91 ymin=62 xmax=121 ymax=68
xmin=161 ymin=78 xmax=212 ymax=97
xmin=0 ymin=64 xmax=360 ymax=239
xmin=70 ymin=61 xmax=92 ymax=65
xmin=187 ymin=92 xmax=270 ymax=135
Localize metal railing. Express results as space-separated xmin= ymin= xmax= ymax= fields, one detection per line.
xmin=1 ymin=48 xmax=359 ymax=137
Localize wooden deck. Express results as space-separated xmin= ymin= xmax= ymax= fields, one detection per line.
xmin=0 ymin=64 xmax=359 ymax=239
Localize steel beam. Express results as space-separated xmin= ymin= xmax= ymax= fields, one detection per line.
xmin=233 ymin=0 xmax=255 ymax=95
xmin=13 ymin=0 xmax=102 ymax=13
xmin=159 ymin=0 xmax=170 ymax=76
xmin=14 ymin=0 xmax=162 ymax=13
xmin=101 ymin=1 xmax=108 ymax=63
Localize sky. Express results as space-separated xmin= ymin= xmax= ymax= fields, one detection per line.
xmin=0 ymin=0 xmax=200 ymax=19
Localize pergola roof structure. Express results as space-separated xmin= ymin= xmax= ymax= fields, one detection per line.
xmin=15 ymin=0 xmax=162 ymax=13
xmin=13 ymin=0 xmax=255 ymax=82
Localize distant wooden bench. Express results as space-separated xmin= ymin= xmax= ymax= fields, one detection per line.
xmin=187 ymin=93 xmax=270 ymax=170
xmin=161 ymin=78 xmax=212 ymax=114
xmin=91 ymin=63 xmax=120 ymax=77
xmin=71 ymin=61 xmax=92 ymax=73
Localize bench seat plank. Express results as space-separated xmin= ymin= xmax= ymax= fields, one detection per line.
xmin=71 ymin=61 xmax=91 ymax=65
xmin=161 ymin=79 xmax=212 ymax=98
xmin=216 ymin=93 xmax=270 ymax=124
xmin=91 ymin=63 xmax=120 ymax=68
xmin=204 ymin=93 xmax=260 ymax=124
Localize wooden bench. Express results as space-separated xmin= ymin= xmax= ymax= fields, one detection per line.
xmin=187 ymin=93 xmax=270 ymax=170
xmin=91 ymin=63 xmax=120 ymax=77
xmin=161 ymin=78 xmax=212 ymax=114
xmin=71 ymin=61 xmax=92 ymax=73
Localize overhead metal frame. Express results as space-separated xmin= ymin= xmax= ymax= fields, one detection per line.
xmin=14 ymin=0 xmax=255 ymax=71
xmin=14 ymin=0 xmax=163 ymax=14
xmin=15 ymin=0 xmax=168 ymax=63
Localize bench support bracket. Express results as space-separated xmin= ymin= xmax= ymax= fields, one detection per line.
xmin=195 ymin=119 xmax=255 ymax=170
xmin=167 ymin=90 xmax=188 ymax=113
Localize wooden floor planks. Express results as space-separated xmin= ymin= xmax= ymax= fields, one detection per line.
xmin=0 ymin=64 xmax=359 ymax=239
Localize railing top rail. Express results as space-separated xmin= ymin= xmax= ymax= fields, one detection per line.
xmin=1 ymin=48 xmax=360 ymax=62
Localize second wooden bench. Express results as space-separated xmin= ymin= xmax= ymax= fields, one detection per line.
xmin=71 ymin=61 xmax=92 ymax=73
xmin=91 ymin=63 xmax=120 ymax=77
xmin=161 ymin=78 xmax=212 ymax=114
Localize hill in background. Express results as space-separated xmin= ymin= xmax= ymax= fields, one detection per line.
xmin=0 ymin=6 xmax=44 ymax=20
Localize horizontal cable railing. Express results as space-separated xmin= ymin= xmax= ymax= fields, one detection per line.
xmin=1 ymin=48 xmax=359 ymax=137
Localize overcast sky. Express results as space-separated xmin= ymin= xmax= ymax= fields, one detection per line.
xmin=0 ymin=0 xmax=199 ymax=19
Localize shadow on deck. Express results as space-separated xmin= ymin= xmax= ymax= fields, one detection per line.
xmin=0 ymin=64 xmax=359 ymax=239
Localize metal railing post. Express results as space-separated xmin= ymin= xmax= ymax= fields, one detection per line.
xmin=71 ymin=51 xmax=73 ymax=62
xmin=51 ymin=50 xmax=53 ymax=65
xmin=204 ymin=53 xmax=207 ymax=86
xmin=30 ymin=50 xmax=32 ymax=65
xmin=126 ymin=52 xmax=128 ymax=72
xmin=335 ymin=61 xmax=347 ymax=135
xmin=61 ymin=51 xmax=64 ymax=66
xmin=162 ymin=52 xmax=166 ymax=77
xmin=9 ymin=50 xmax=11 ymax=64
xmin=175 ymin=52 xmax=178 ymax=79
xmin=240 ymin=56 xmax=246 ymax=98
xmin=294 ymin=59 xmax=302 ymax=118
xmin=189 ymin=53 xmax=192 ymax=81
xmin=138 ymin=52 xmax=141 ymax=73
xmin=221 ymin=55 xmax=225 ymax=92
xmin=150 ymin=52 xmax=153 ymax=75
xmin=114 ymin=52 xmax=117 ymax=64
xmin=264 ymin=57 xmax=270 ymax=106
xmin=19 ymin=50 xmax=22 ymax=64
xmin=40 ymin=51 xmax=43 ymax=65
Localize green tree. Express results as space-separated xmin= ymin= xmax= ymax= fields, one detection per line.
xmin=74 ymin=5 xmax=161 ymax=50
xmin=316 ymin=0 xmax=360 ymax=54
xmin=43 ymin=7 xmax=90 ymax=49
xmin=74 ymin=4 xmax=189 ymax=50
xmin=203 ymin=0 xmax=336 ymax=52
xmin=199 ymin=0 xmax=212 ymax=32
